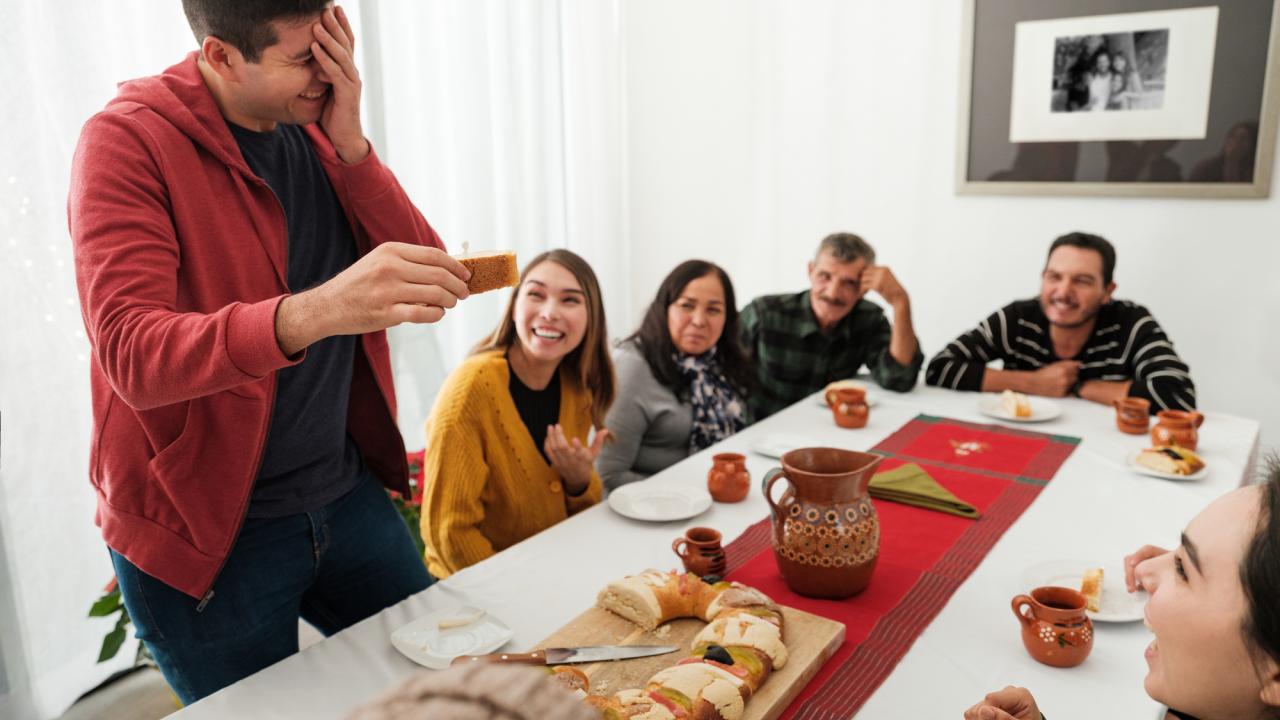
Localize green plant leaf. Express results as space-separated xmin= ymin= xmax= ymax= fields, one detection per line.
xmin=97 ymin=626 xmax=127 ymax=663
xmin=391 ymin=492 xmax=425 ymax=557
xmin=88 ymin=593 xmax=122 ymax=617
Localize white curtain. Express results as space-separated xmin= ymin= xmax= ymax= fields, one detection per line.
xmin=358 ymin=0 xmax=629 ymax=448
xmin=0 ymin=1 xmax=625 ymax=717
xmin=0 ymin=3 xmax=197 ymax=718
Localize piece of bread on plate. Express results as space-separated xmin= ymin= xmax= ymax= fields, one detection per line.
xmin=1000 ymin=389 xmax=1032 ymax=418
xmin=1136 ymin=446 xmax=1205 ymax=475
xmin=1080 ymin=567 xmax=1103 ymax=612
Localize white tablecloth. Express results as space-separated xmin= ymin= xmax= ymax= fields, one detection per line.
xmin=174 ymin=386 xmax=1260 ymax=719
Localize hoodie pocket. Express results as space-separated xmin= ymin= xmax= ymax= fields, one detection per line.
xmin=148 ymin=400 xmax=199 ymax=484
xmin=145 ymin=392 xmax=266 ymax=545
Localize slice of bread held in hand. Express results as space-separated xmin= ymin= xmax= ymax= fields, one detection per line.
xmin=458 ymin=251 xmax=519 ymax=294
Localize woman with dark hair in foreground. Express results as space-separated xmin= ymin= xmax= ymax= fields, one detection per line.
xmin=966 ymin=459 xmax=1280 ymax=720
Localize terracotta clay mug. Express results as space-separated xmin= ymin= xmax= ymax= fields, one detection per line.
xmin=1011 ymin=586 xmax=1094 ymax=668
xmin=707 ymin=453 xmax=750 ymax=503
xmin=824 ymin=380 xmax=864 ymax=408
xmin=1113 ymin=397 xmax=1151 ymax=435
xmin=830 ymin=387 xmax=869 ymax=429
xmin=1151 ymin=410 xmax=1205 ymax=450
xmin=672 ymin=526 xmax=726 ymax=577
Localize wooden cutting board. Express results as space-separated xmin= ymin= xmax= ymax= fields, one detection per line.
xmin=536 ymin=604 xmax=845 ymax=720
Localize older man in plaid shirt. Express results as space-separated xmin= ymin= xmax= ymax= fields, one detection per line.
xmin=740 ymin=233 xmax=924 ymax=420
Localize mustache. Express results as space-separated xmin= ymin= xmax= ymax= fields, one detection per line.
xmin=817 ymin=296 xmax=848 ymax=307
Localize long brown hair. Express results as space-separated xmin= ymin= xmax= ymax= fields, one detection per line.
xmin=473 ymin=249 xmax=616 ymax=427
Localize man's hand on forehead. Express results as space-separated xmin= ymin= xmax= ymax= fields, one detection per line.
xmin=311 ymin=5 xmax=369 ymax=163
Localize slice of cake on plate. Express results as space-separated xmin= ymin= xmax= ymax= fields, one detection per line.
xmin=1000 ymin=389 xmax=1032 ymax=419
xmin=1136 ymin=446 xmax=1205 ymax=476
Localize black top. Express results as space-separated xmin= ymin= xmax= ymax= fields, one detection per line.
xmin=925 ymin=298 xmax=1195 ymax=412
xmin=508 ymin=360 xmax=561 ymax=463
xmin=229 ymin=121 xmax=364 ymax=519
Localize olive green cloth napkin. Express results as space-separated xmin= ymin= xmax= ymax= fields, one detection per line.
xmin=869 ymin=463 xmax=980 ymax=519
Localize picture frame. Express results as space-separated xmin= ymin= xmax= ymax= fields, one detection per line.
xmin=957 ymin=0 xmax=1280 ymax=198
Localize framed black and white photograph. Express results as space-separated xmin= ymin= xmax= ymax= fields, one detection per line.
xmin=958 ymin=0 xmax=1280 ymax=197
xmin=1010 ymin=8 xmax=1217 ymax=143
xmin=1050 ymin=28 xmax=1170 ymax=114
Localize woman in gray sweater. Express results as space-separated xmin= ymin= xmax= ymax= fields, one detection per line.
xmin=598 ymin=260 xmax=754 ymax=490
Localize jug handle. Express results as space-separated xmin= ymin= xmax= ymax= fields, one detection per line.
xmin=1190 ymin=411 xmax=1205 ymax=428
xmin=671 ymin=538 xmax=689 ymax=560
xmin=762 ymin=468 xmax=787 ymax=516
xmin=1011 ymin=594 xmax=1035 ymax=626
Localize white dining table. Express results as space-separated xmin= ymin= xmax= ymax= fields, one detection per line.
xmin=172 ymin=385 xmax=1260 ymax=719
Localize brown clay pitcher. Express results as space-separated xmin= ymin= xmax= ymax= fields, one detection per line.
xmin=830 ymin=387 xmax=869 ymax=429
xmin=762 ymin=447 xmax=882 ymax=598
xmin=1113 ymin=397 xmax=1151 ymax=435
xmin=1151 ymin=410 xmax=1205 ymax=450
xmin=672 ymin=526 xmax=726 ymax=577
xmin=1011 ymin=586 xmax=1094 ymax=668
xmin=707 ymin=453 xmax=750 ymax=503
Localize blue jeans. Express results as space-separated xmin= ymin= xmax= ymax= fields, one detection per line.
xmin=110 ymin=468 xmax=433 ymax=704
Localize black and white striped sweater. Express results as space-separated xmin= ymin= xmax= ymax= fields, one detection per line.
xmin=925 ymin=298 xmax=1195 ymax=412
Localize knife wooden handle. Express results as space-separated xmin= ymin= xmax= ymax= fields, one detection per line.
xmin=450 ymin=650 xmax=549 ymax=667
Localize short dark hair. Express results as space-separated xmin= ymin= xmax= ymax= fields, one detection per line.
xmin=182 ymin=0 xmax=330 ymax=62
xmin=627 ymin=260 xmax=755 ymax=400
xmin=815 ymin=232 xmax=875 ymax=265
xmin=1047 ymin=231 xmax=1116 ymax=285
xmin=1242 ymin=456 xmax=1280 ymax=684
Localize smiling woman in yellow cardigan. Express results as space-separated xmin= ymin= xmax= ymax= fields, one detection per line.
xmin=421 ymin=250 xmax=616 ymax=578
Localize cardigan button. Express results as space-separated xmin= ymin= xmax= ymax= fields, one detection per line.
xmin=548 ymin=481 xmax=561 ymax=493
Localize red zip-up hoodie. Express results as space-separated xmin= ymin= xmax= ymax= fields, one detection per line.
xmin=68 ymin=53 xmax=443 ymax=600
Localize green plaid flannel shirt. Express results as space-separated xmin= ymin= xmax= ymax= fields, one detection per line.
xmin=739 ymin=291 xmax=923 ymax=420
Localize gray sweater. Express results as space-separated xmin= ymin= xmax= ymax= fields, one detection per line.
xmin=597 ymin=341 xmax=694 ymax=490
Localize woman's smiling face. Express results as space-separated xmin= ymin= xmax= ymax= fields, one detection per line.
xmin=512 ymin=260 xmax=588 ymax=366
xmin=1136 ymin=486 xmax=1272 ymax=719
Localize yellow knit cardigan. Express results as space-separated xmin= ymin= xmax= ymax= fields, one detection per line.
xmin=420 ymin=350 xmax=602 ymax=578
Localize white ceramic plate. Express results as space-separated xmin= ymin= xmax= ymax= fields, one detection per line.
xmin=977 ymin=394 xmax=1062 ymax=423
xmin=1126 ymin=450 xmax=1209 ymax=482
xmin=749 ymin=434 xmax=812 ymax=459
xmin=1020 ymin=560 xmax=1147 ymax=623
xmin=607 ymin=482 xmax=712 ymax=522
xmin=390 ymin=606 xmax=514 ymax=669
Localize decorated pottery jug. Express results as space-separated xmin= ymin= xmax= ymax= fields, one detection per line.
xmin=830 ymin=387 xmax=869 ymax=429
xmin=762 ymin=448 xmax=882 ymax=598
xmin=707 ymin=453 xmax=750 ymax=503
xmin=672 ymin=526 xmax=726 ymax=577
xmin=1011 ymin=586 xmax=1093 ymax=668
xmin=1113 ymin=397 xmax=1151 ymax=435
xmin=1151 ymin=410 xmax=1205 ymax=450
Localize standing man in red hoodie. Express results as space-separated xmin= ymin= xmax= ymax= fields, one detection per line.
xmin=67 ymin=1 xmax=470 ymax=703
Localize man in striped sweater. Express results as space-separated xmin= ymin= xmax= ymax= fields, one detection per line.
xmin=925 ymin=232 xmax=1195 ymax=412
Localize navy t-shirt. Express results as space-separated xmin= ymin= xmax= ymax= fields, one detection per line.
xmin=228 ymin=122 xmax=364 ymax=518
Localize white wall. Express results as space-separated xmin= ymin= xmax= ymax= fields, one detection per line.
xmin=621 ymin=0 xmax=1278 ymax=448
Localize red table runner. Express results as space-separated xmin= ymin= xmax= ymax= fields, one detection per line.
xmin=725 ymin=414 xmax=1079 ymax=719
